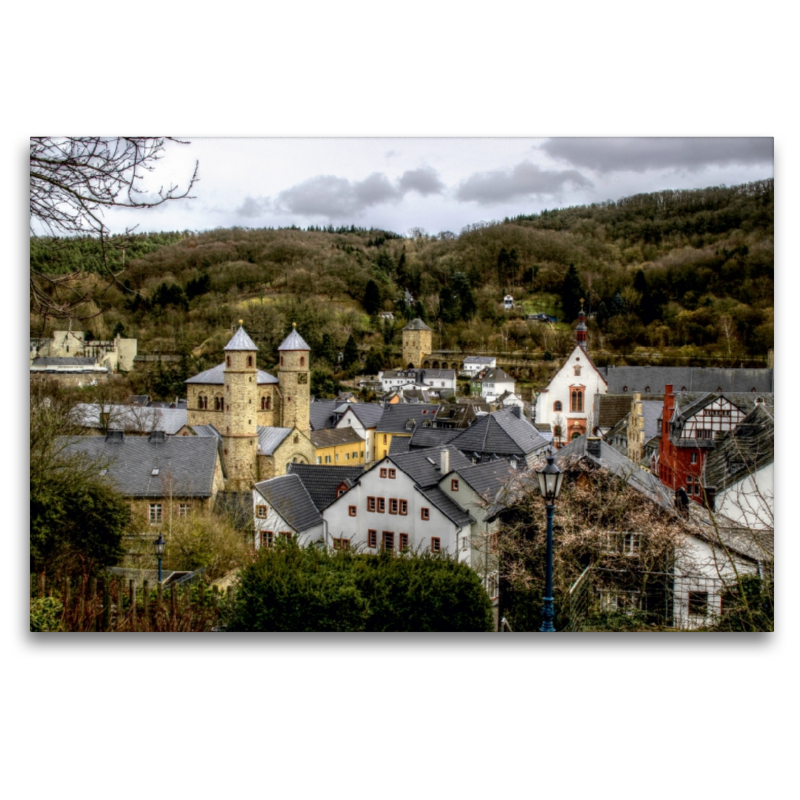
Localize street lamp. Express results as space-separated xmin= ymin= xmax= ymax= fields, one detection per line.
xmin=537 ymin=453 xmax=564 ymax=632
xmin=154 ymin=534 xmax=166 ymax=583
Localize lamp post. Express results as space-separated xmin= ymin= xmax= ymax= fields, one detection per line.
xmin=154 ymin=534 xmax=166 ymax=584
xmin=537 ymin=453 xmax=564 ymax=632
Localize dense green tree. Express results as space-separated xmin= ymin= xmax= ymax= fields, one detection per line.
xmin=317 ymin=332 xmax=337 ymax=365
xmin=452 ymin=271 xmax=477 ymax=319
xmin=561 ymin=264 xmax=584 ymax=322
xmin=364 ymin=348 xmax=384 ymax=375
xmin=342 ymin=334 xmax=359 ymax=369
xmin=363 ymin=279 xmax=382 ymax=316
xmin=438 ymin=286 xmax=460 ymax=323
xmin=185 ymin=272 xmax=211 ymax=300
xmin=414 ymin=299 xmax=428 ymax=323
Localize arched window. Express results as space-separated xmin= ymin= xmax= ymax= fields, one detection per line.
xmin=622 ymin=386 xmax=628 ymax=392
xmin=280 ymin=356 xmax=284 ymax=367
xmin=554 ymin=401 xmax=562 ymax=412
xmin=571 ymin=431 xmax=581 ymax=440
xmin=681 ymin=386 xmax=687 ymax=391
xmin=293 ymin=434 xmax=299 ymax=444
xmin=645 ymin=386 xmax=650 ymax=392
xmin=570 ymin=389 xmax=584 ymax=413
xmin=261 ymin=396 xmax=270 ymax=410
xmin=226 ymin=356 xmax=231 ymax=367
xmin=247 ymin=355 xmax=253 ymax=367
xmin=215 ymin=397 xmax=223 ymax=411
xmin=198 ymin=395 xmax=208 ymax=410
xmin=300 ymin=356 xmax=305 ymax=367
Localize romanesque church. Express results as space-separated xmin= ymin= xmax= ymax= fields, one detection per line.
xmin=185 ymin=323 xmax=315 ymax=490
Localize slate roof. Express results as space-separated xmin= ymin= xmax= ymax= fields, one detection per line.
xmin=476 ymin=367 xmax=513 ymax=383
xmin=449 ymin=409 xmax=549 ymax=457
xmin=555 ymin=435 xmax=673 ymax=507
xmin=32 ymin=356 xmax=97 ymax=366
xmin=72 ymin=403 xmax=189 ymax=435
xmin=407 ymin=426 xmax=461 ymax=450
xmin=257 ymin=427 xmax=292 ymax=455
xmin=286 ymin=463 xmax=365 ymax=511
xmin=309 ymin=399 xmax=339 ymax=430
xmin=463 ymin=356 xmax=495 ymax=365
xmin=310 ymin=427 xmax=365 ymax=449
xmin=376 ymin=404 xmax=439 ymax=433
xmin=224 ymin=325 xmax=259 ymax=351
xmin=390 ymin=445 xmax=473 ymax=488
xmin=703 ymin=400 xmax=775 ymax=493
xmin=389 ymin=437 xmax=412 ymax=455
xmin=595 ymin=394 xmax=656 ymax=429
xmin=185 ymin=363 xmax=278 ymax=385
xmin=278 ymin=327 xmax=311 ymax=351
xmin=253 ymin=474 xmax=322 ymax=533
xmin=342 ymin=403 xmax=385 ymax=429
xmin=190 ymin=424 xmax=221 ymax=438
xmin=402 ymin=318 xmax=432 ymax=331
xmin=454 ymin=459 xmax=517 ymax=503
xmin=416 ymin=485 xmax=475 ymax=527
xmin=59 ymin=435 xmax=220 ymax=497
xmin=600 ymin=366 xmax=774 ymax=394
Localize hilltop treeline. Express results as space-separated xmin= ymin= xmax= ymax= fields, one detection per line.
xmin=30 ymin=179 xmax=773 ymax=397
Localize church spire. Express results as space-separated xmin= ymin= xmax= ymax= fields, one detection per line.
xmin=576 ymin=299 xmax=588 ymax=352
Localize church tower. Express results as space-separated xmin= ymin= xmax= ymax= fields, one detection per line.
xmin=402 ymin=318 xmax=433 ymax=368
xmin=575 ymin=300 xmax=588 ymax=352
xmin=278 ymin=324 xmax=310 ymax=434
xmin=222 ymin=322 xmax=259 ymax=491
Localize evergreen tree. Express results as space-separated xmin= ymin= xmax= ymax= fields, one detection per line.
xmin=497 ymin=247 xmax=509 ymax=286
xmin=438 ymin=286 xmax=460 ymax=323
xmin=452 ymin=272 xmax=477 ymax=319
xmin=342 ymin=334 xmax=359 ymax=369
xmin=414 ymin=300 xmax=428 ymax=323
xmin=318 ymin=332 xmax=336 ymax=365
xmin=363 ymin=279 xmax=382 ymax=316
xmin=561 ymin=264 xmax=583 ymax=322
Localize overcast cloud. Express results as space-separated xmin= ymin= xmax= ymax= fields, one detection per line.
xmin=456 ymin=161 xmax=592 ymax=204
xmin=541 ymin=137 xmax=773 ymax=173
xmin=94 ymin=138 xmax=774 ymax=235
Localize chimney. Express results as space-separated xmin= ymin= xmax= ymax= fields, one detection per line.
xmin=149 ymin=430 xmax=166 ymax=443
xmin=106 ymin=430 xmax=124 ymax=443
xmin=440 ymin=448 xmax=450 ymax=475
xmin=704 ymin=486 xmax=716 ymax=512
xmin=511 ymin=405 xmax=522 ymax=419
xmin=586 ymin=436 xmax=602 ymax=457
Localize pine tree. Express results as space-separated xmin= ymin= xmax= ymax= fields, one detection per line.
xmin=452 ymin=272 xmax=476 ymax=319
xmin=342 ymin=334 xmax=359 ymax=369
xmin=363 ymin=280 xmax=381 ymax=316
xmin=561 ymin=264 xmax=583 ymax=322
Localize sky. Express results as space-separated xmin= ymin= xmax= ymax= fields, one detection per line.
xmin=101 ymin=137 xmax=774 ymax=237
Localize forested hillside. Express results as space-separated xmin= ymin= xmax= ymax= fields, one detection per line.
xmin=30 ymin=180 xmax=773 ymax=399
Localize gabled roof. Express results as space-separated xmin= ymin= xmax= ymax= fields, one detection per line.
xmin=390 ymin=445 xmax=472 ymax=488
xmin=407 ymin=426 xmax=461 ymax=450
xmin=309 ymin=399 xmax=339 ymax=430
xmin=449 ymin=409 xmax=549 ymax=457
xmin=340 ymin=403 xmax=385 ymax=429
xmin=600 ymin=366 xmax=773 ymax=394
xmin=71 ymin=403 xmax=189 ymax=436
xmin=59 ymin=435 xmax=220 ymax=498
xmin=416 ymin=485 xmax=475 ymax=527
xmin=376 ymin=404 xmax=440 ymax=433
xmin=703 ymin=400 xmax=775 ymax=493
xmin=402 ymin=318 xmax=432 ymax=331
xmin=278 ymin=326 xmax=310 ymax=351
xmin=669 ymin=392 xmax=773 ymax=446
xmin=476 ymin=367 xmax=513 ymax=383
xmin=224 ymin=325 xmax=258 ymax=351
xmin=185 ymin=363 xmax=279 ymax=385
xmin=310 ymin=427 xmax=365 ymax=449
xmin=286 ymin=463 xmax=365 ymax=511
xmin=257 ymin=427 xmax=292 ymax=455
xmin=453 ymin=459 xmax=516 ymax=503
xmin=254 ymin=474 xmax=322 ymax=533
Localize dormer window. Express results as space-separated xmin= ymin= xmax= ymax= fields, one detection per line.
xmin=151 ymin=468 xmax=159 ymax=476
xmin=645 ymin=386 xmax=650 ymax=393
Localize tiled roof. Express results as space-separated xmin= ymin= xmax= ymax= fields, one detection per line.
xmin=286 ymin=463 xmax=365 ymax=511
xmin=600 ymin=366 xmax=773 ymax=394
xmin=60 ymin=435 xmax=220 ymax=498
xmin=32 ymin=356 xmax=96 ymax=366
xmin=454 ymin=459 xmax=516 ymax=503
xmin=72 ymin=403 xmax=188 ymax=435
xmin=449 ymin=409 xmax=549 ymax=457
xmin=402 ymin=318 xmax=432 ymax=331
xmin=476 ymin=367 xmax=512 ymax=383
xmin=257 ymin=427 xmax=293 ymax=455
xmin=310 ymin=427 xmax=365 ymax=449
xmin=185 ymin=363 xmax=278 ymax=385
xmin=190 ymin=425 xmax=221 ymax=438
xmin=344 ymin=403 xmax=385 ymax=429
xmin=390 ymin=445 xmax=472 ymax=489
xmin=407 ymin=426 xmax=460 ymax=449
xmin=278 ymin=327 xmax=311 ymax=351
xmin=463 ymin=356 xmax=495 ymax=365
xmin=254 ymin=474 xmax=322 ymax=533
xmin=389 ymin=437 xmax=412 ymax=455
xmin=224 ymin=325 xmax=258 ymax=351
xmin=703 ymin=401 xmax=775 ymax=493
xmin=416 ymin=485 xmax=474 ymax=527
xmin=376 ymin=404 xmax=440 ymax=433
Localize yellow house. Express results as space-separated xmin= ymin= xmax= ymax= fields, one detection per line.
xmin=373 ymin=403 xmax=439 ymax=461
xmin=310 ymin=427 xmax=367 ymax=466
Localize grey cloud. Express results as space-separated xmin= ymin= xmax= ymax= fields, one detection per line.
xmin=456 ymin=161 xmax=591 ymax=205
xmin=398 ymin=166 xmax=446 ymax=196
xmin=236 ymin=196 xmax=271 ymax=218
xmin=274 ymin=168 xmax=445 ymax=220
xmin=541 ymin=137 xmax=774 ymax=173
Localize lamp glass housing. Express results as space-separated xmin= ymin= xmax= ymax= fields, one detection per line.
xmin=154 ymin=534 xmax=166 ymax=557
xmin=537 ymin=456 xmax=564 ymax=502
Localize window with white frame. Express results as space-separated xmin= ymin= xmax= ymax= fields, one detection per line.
xmin=149 ymin=504 xmax=162 ymax=524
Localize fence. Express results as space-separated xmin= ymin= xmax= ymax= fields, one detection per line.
xmin=565 ymin=566 xmax=733 ymax=631
xmin=30 ymin=573 xmax=228 ymax=632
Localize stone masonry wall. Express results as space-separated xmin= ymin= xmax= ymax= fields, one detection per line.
xmin=278 ymin=349 xmax=310 ymax=434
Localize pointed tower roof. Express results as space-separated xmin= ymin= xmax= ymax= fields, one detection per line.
xmin=224 ymin=323 xmax=258 ymax=351
xmin=403 ymin=318 xmax=432 ymax=331
xmin=278 ymin=323 xmax=310 ymax=351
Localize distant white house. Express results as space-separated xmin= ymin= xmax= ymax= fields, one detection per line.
xmin=472 ymin=367 xmax=515 ymax=403
xmin=461 ymin=356 xmax=496 ymax=376
xmin=503 ymin=295 xmax=514 ymax=310
xmin=378 ymin=368 xmax=457 ymax=395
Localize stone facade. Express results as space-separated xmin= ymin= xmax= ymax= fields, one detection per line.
xmin=278 ymin=329 xmax=310 ymax=433
xmin=257 ymin=429 xmax=316 ymax=481
xmin=402 ymin=319 xmax=433 ymax=369
xmin=627 ymin=393 xmax=645 ymax=463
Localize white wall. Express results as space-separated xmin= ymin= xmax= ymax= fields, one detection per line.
xmin=253 ymin=489 xmax=323 ymax=548
xmin=716 ymin=462 xmax=774 ymax=531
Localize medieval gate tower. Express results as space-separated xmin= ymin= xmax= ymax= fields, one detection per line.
xmin=401 ymin=318 xmax=433 ymax=369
